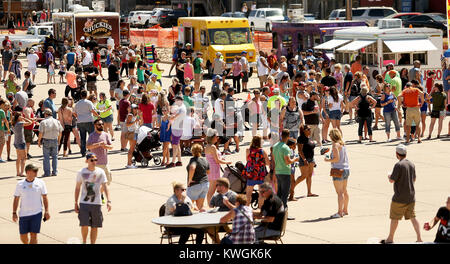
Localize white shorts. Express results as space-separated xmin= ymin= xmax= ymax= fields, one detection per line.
xmin=28 ymin=67 xmax=37 ymax=75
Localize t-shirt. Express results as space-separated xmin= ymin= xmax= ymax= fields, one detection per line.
xmin=213 ymin=58 xmax=225 ymax=75
xmin=257 ymin=56 xmax=269 ymax=76
xmin=108 ymin=64 xmax=119 ymax=82
xmin=261 ymin=194 xmax=285 ymax=231
xmin=138 ymin=102 xmax=155 ymax=124
xmin=87 ymin=131 xmax=111 ymax=166
xmin=75 ymin=99 xmax=95 ymax=123
xmin=240 ymin=56 xmax=249 ymax=72
xmin=0 ymin=109 xmax=6 ymax=131
xmin=214 ymin=99 xmax=224 ymax=119
xmin=66 ymin=72 xmax=77 ymax=88
xmin=434 ymin=207 xmax=450 ymax=243
xmin=66 ymin=52 xmax=76 ymax=65
xmin=186 ymin=157 xmax=209 ymax=185
xmin=2 ymin=50 xmax=13 ymax=66
xmin=43 ymin=98 xmax=57 ymax=118
xmin=321 ymin=75 xmax=337 ymax=88
xmin=84 ymin=66 xmax=98 ymax=83
xmin=209 ymin=190 xmax=237 ymax=211
xmin=343 ymin=72 xmax=353 ymax=92
xmin=76 ymin=167 xmax=107 ymax=205
xmin=14 ymin=91 xmax=28 ymax=109
xmin=390 ymin=159 xmax=416 ymax=204
xmin=402 ymin=88 xmax=420 ymax=108
xmin=14 ymin=178 xmax=47 ymax=217
xmin=327 ymin=94 xmax=343 ymax=111
xmin=272 ymin=141 xmax=291 ymax=175
xmin=172 ymin=104 xmax=187 ymax=131
xmin=193 ymin=57 xmax=203 ymax=74
xmin=165 ymin=194 xmax=193 ymax=216
xmin=267 ymin=95 xmax=287 ymax=110
xmin=82 ymin=50 xmax=92 ymax=65
xmin=45 ymin=51 xmax=53 ymax=66
xmin=297 ymin=134 xmax=315 ymax=160
xmin=443 ymin=69 xmax=450 ymax=92
xmin=389 ymin=76 xmax=403 ymax=97
xmin=97 ymin=99 xmax=113 ymax=119
xmin=431 ymin=92 xmax=447 ymax=112
xmin=119 ymin=99 xmax=131 ymax=122
xmin=27 ymin=53 xmax=39 ymax=68
xmin=302 ymin=99 xmax=320 ymax=125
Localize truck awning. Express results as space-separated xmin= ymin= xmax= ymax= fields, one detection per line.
xmin=336 ymin=40 xmax=375 ymax=51
xmin=314 ymin=39 xmax=351 ymax=50
xmin=383 ymin=39 xmax=437 ymax=53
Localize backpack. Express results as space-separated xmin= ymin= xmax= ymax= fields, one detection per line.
xmin=283 ymin=107 xmax=300 ymax=130
xmin=173 ymin=203 xmax=192 ymax=216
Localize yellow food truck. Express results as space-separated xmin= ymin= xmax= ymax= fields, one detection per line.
xmin=178 ymin=17 xmax=257 ymax=76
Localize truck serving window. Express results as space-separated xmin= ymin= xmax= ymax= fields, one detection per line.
xmin=208 ymin=28 xmax=252 ymax=45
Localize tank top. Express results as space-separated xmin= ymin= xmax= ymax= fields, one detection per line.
xmin=127 ymin=114 xmax=138 ymax=132
xmin=357 ymin=95 xmax=371 ymax=118
xmin=283 ymin=106 xmax=300 ymax=131
xmin=331 ymin=145 xmax=349 ymax=170
xmin=184 ymin=63 xmax=194 ymax=80
xmin=24 ymin=109 xmax=34 ymax=130
xmin=244 ymin=148 xmax=267 ymax=181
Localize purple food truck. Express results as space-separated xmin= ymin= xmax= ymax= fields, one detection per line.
xmin=272 ymin=20 xmax=367 ymax=58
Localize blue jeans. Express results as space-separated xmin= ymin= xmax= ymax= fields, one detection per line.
xmin=383 ymin=111 xmax=400 ymax=132
xmin=77 ymin=122 xmax=94 ymax=156
xmin=276 ymin=174 xmax=291 ymax=208
xmin=43 ymin=139 xmax=58 ymax=176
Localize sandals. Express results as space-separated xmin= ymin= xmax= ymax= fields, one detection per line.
xmin=307 ymin=194 xmax=319 ymax=197
xmin=330 ymin=213 xmax=342 ymax=219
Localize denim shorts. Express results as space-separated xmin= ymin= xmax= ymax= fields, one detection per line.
xmin=187 ymin=181 xmax=209 ymax=200
xmin=332 ymin=169 xmax=350 ymax=182
xmin=101 ymin=114 xmax=114 ymax=124
xmin=247 ymin=179 xmax=264 ymax=187
xmin=19 ymin=212 xmax=42 ymax=234
xmin=328 ymin=110 xmax=342 ymax=120
xmin=14 ymin=143 xmax=26 ymax=150
xmin=322 ymin=110 xmax=330 ymax=119
xmin=298 ymin=158 xmax=314 ymax=167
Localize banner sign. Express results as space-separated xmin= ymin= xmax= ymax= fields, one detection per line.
xmin=83 ymin=19 xmax=113 ymax=37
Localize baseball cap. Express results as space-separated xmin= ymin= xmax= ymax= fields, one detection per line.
xmin=307 ymin=49 xmax=313 ymax=53
xmin=44 ymin=108 xmax=53 ymax=116
xmin=86 ymin=153 xmax=97 ymax=160
xmin=131 ymin=104 xmax=138 ymax=109
xmin=186 ymin=43 xmax=191 ymax=46
xmin=216 ymin=52 xmax=222 ymax=56
xmin=80 ymin=36 xmax=85 ymax=40
xmin=272 ymin=88 xmax=280 ymax=94
xmin=214 ymin=75 xmax=222 ymax=80
xmin=396 ymin=144 xmax=407 ymax=155
xmin=241 ymin=51 xmax=247 ymax=54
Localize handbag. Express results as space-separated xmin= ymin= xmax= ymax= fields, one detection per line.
xmin=173 ymin=203 xmax=192 ymax=216
xmin=330 ymin=168 xmax=344 ymax=178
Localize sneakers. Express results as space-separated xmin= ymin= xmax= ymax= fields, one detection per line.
xmin=223 ymin=150 xmax=232 ymax=155
xmin=121 ymin=148 xmax=128 ymax=152
xmin=0 ymin=159 xmax=6 ymax=163
xmin=125 ymin=165 xmax=137 ymax=169
xmin=166 ymin=163 xmax=175 ymax=168
xmin=175 ymin=161 xmax=183 ymax=166
xmin=330 ymin=213 xmax=342 ymax=219
xmin=386 ymin=139 xmax=392 ymax=143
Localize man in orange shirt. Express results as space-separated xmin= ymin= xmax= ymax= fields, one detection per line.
xmin=398 ymin=83 xmax=424 ymax=144
xmin=351 ymin=55 xmax=362 ymax=75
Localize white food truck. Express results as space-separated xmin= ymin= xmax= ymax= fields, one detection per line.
xmin=314 ymin=19 xmax=443 ymax=85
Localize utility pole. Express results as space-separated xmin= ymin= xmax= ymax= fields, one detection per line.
xmin=345 ymin=0 xmax=352 ymax=20
xmin=7 ymin=0 xmax=11 ymax=27
xmin=116 ymin=0 xmax=120 ymax=14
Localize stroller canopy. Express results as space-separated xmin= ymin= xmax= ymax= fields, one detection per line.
xmin=136 ymin=126 xmax=153 ymax=144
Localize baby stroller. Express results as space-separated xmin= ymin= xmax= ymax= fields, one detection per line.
xmin=132 ymin=126 xmax=162 ymax=167
xmin=222 ymin=161 xmax=259 ymax=209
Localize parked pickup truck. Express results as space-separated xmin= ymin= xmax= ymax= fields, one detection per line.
xmin=0 ymin=25 xmax=53 ymax=54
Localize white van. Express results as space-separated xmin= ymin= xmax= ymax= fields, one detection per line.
xmin=329 ymin=7 xmax=397 ymax=26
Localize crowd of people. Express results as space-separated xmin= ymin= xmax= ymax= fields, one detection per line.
xmin=3 ymin=35 xmax=450 ymax=244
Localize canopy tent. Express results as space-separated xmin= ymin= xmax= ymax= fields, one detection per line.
xmin=336 ymin=40 xmax=376 ymax=51
xmin=314 ymin=39 xmax=351 ymax=50
xmin=383 ymin=39 xmax=438 ymax=53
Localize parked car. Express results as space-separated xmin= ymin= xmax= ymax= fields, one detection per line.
xmin=374 ymin=12 xmax=421 ymax=26
xmin=148 ymin=8 xmax=172 ymax=26
xmin=404 ymin=13 xmax=447 ymax=36
xmin=3 ymin=25 xmax=53 ymax=55
xmin=157 ymin=9 xmax=188 ymax=27
xmin=248 ymin=8 xmax=286 ymax=32
xmin=128 ymin=10 xmax=154 ymax=28
xmin=329 ymin=7 xmax=397 ymax=26
xmin=221 ymin=12 xmax=246 ymax=18
xmin=304 ymin=13 xmax=316 ymax=21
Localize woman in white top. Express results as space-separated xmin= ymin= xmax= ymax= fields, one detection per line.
xmin=327 ymin=86 xmax=345 ymax=134
xmin=324 ymin=129 xmax=350 ymax=218
xmin=126 ymin=104 xmax=141 ymax=169
xmin=127 ymin=76 xmax=139 ymax=94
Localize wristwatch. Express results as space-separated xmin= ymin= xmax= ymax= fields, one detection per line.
xmin=107 ymin=201 xmax=112 ymax=204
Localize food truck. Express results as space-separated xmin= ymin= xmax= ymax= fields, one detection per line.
xmin=271 ymin=20 xmax=367 ymax=58
xmin=314 ymin=19 xmax=443 ymax=84
xmin=53 ymin=11 xmax=120 ymax=49
xmin=178 ymin=17 xmax=257 ymax=76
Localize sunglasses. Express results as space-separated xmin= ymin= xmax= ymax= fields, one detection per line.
xmin=96 ymin=123 xmax=104 ymax=126
xmin=89 ymin=159 xmax=98 ymax=162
